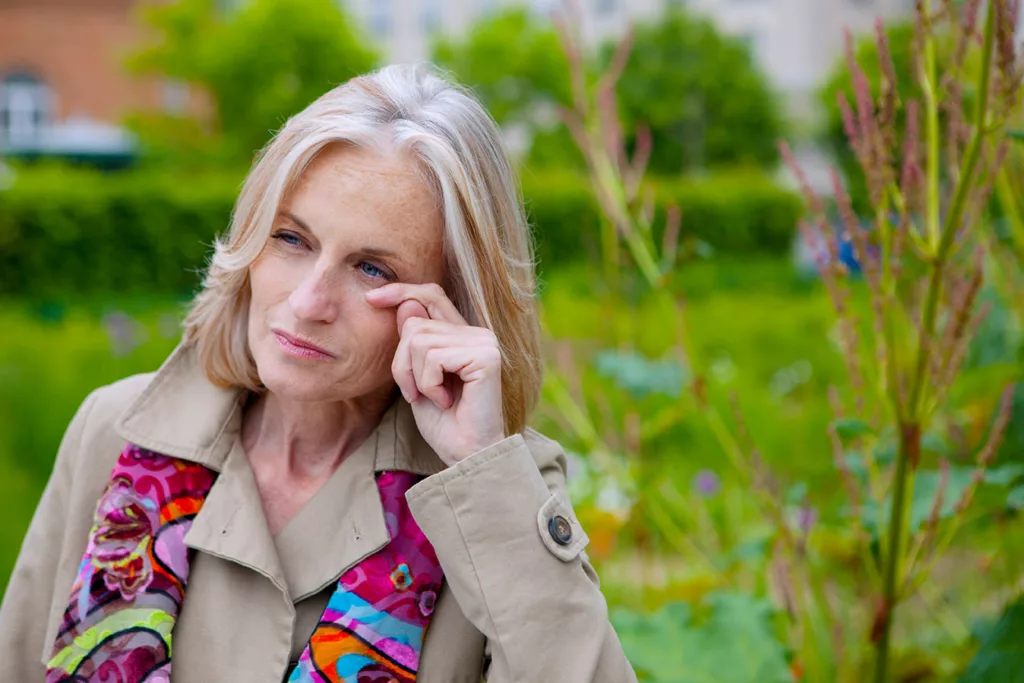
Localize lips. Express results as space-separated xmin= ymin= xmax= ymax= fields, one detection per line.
xmin=271 ymin=329 xmax=336 ymax=359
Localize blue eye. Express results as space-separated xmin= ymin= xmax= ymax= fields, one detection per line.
xmin=271 ymin=231 xmax=304 ymax=248
xmin=360 ymin=262 xmax=391 ymax=280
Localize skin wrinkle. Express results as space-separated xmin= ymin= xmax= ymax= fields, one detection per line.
xmin=242 ymin=143 xmax=445 ymax=535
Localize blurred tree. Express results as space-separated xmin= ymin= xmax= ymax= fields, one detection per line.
xmin=431 ymin=7 xmax=570 ymax=128
xmin=434 ymin=6 xmax=783 ymax=173
xmin=612 ymin=8 xmax=784 ymax=174
xmin=126 ymin=0 xmax=378 ymax=168
xmin=431 ymin=7 xmax=579 ymax=168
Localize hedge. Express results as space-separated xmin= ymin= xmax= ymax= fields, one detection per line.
xmin=0 ymin=166 xmax=240 ymax=298
xmin=0 ymin=164 xmax=801 ymax=297
xmin=522 ymin=169 xmax=802 ymax=266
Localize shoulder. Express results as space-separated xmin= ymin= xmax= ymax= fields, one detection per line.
xmin=78 ymin=372 xmax=157 ymax=434
xmin=59 ymin=371 xmax=158 ymax=477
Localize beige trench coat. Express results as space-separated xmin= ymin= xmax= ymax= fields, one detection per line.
xmin=0 ymin=343 xmax=637 ymax=682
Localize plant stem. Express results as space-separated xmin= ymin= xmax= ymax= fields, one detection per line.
xmin=873 ymin=422 xmax=920 ymax=683
xmin=922 ymin=1 xmax=941 ymax=252
xmin=872 ymin=6 xmax=996 ymax=681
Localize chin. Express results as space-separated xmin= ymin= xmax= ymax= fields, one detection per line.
xmin=252 ymin=343 xmax=392 ymax=405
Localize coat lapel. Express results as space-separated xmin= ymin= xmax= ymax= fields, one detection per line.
xmin=108 ymin=341 xmax=448 ymax=596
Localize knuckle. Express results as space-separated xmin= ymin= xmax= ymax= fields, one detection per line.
xmin=402 ymin=316 xmax=424 ymax=334
xmin=484 ymin=345 xmax=503 ymax=364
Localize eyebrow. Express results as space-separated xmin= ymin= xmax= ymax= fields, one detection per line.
xmin=280 ymin=210 xmax=407 ymax=264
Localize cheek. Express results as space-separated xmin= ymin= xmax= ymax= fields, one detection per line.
xmin=248 ymin=256 xmax=299 ymax=314
xmin=354 ymin=299 xmax=401 ymax=360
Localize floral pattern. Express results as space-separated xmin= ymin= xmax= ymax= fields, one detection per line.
xmin=47 ymin=446 xmax=443 ymax=683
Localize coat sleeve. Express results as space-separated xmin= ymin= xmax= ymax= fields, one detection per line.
xmin=405 ymin=430 xmax=637 ymax=683
xmin=0 ymin=389 xmax=98 ymax=680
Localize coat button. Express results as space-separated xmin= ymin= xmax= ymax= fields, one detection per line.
xmin=548 ymin=515 xmax=573 ymax=546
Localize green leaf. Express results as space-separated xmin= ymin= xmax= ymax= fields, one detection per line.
xmin=785 ymin=481 xmax=808 ymax=505
xmin=959 ymin=598 xmax=1024 ymax=682
xmin=1008 ymin=486 xmax=1024 ymax=510
xmin=921 ymin=431 xmax=953 ymax=457
xmin=1008 ymin=129 xmax=1024 ymax=142
xmin=833 ymin=418 xmax=874 ymax=441
xmin=593 ymin=350 xmax=689 ymax=398
xmin=862 ymin=467 xmax=977 ymax=537
xmin=612 ymin=592 xmax=793 ymax=683
xmin=842 ymin=450 xmax=869 ymax=485
xmin=875 ymin=440 xmax=896 ymax=465
xmin=985 ymin=464 xmax=1024 ymax=487
xmin=729 ymin=537 xmax=771 ymax=564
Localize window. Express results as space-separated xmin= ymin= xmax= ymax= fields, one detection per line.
xmin=0 ymin=72 xmax=53 ymax=146
xmin=596 ymin=0 xmax=617 ymax=16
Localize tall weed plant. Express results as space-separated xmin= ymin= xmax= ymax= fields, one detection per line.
xmin=544 ymin=1 xmax=1024 ymax=680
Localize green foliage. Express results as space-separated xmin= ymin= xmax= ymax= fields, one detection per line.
xmin=431 ymin=8 xmax=569 ymax=128
xmin=0 ymin=299 xmax=182 ymax=594
xmin=593 ymin=350 xmax=688 ymax=399
xmin=959 ymin=597 xmax=1024 ymax=683
xmin=0 ymin=165 xmax=800 ymax=298
xmin=434 ymin=6 xmax=782 ymax=173
xmin=538 ymin=257 xmax=845 ymax=489
xmin=818 ymin=22 xmax=960 ymax=208
xmin=127 ymin=0 xmax=378 ymax=166
xmin=860 ymin=467 xmax=977 ymax=537
xmin=430 ymin=8 xmax=581 ymax=170
xmin=0 ymin=165 xmax=238 ymax=297
xmin=613 ymin=8 xmax=784 ymax=174
xmin=611 ymin=592 xmax=794 ymax=683
xmin=523 ymin=169 xmax=803 ymax=267
xmin=820 ymin=22 xmax=919 ymax=152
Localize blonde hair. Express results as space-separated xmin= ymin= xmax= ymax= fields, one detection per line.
xmin=183 ymin=64 xmax=542 ymax=435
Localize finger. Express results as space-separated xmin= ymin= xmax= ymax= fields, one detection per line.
xmin=392 ymin=315 xmax=423 ymax=404
xmin=408 ymin=332 xmax=473 ymax=409
xmin=393 ymin=318 xmax=477 ymax=403
xmin=417 ymin=344 xmax=500 ymax=407
xmin=415 ymin=347 xmax=457 ymax=410
xmin=365 ymin=282 xmax=468 ymax=326
xmin=396 ymin=299 xmax=429 ymax=337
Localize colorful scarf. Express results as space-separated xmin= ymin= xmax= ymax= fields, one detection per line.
xmin=47 ymin=444 xmax=443 ymax=683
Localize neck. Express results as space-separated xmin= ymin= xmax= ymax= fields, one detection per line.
xmin=241 ymin=385 xmax=397 ymax=480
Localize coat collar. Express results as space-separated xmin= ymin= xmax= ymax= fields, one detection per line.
xmin=113 ymin=342 xmax=447 ymax=477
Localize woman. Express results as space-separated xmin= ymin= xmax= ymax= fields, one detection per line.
xmin=0 ymin=65 xmax=637 ymax=682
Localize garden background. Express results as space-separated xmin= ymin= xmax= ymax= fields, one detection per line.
xmin=2 ymin=1 xmax=1024 ymax=681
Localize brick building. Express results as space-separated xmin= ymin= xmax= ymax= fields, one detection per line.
xmin=0 ymin=0 xmax=189 ymax=162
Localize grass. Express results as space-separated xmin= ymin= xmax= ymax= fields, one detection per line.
xmin=0 ymin=297 xmax=185 ymax=593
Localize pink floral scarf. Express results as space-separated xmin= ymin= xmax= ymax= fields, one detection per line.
xmin=47 ymin=444 xmax=443 ymax=682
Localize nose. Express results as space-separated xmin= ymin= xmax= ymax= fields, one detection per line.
xmin=287 ymin=266 xmax=339 ymax=324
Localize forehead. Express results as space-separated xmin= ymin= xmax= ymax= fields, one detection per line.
xmin=283 ymin=143 xmax=444 ymax=252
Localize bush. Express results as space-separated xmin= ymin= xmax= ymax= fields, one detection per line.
xmin=0 ymin=165 xmax=239 ymax=298
xmin=0 ymin=165 xmax=800 ymax=298
xmin=523 ymin=169 xmax=802 ymax=267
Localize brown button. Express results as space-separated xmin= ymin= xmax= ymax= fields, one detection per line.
xmin=548 ymin=515 xmax=573 ymax=546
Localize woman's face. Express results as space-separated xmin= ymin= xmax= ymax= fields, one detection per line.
xmin=247 ymin=144 xmax=445 ymax=403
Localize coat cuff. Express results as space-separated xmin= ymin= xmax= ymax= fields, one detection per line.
xmin=404 ymin=434 xmax=594 ymax=661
